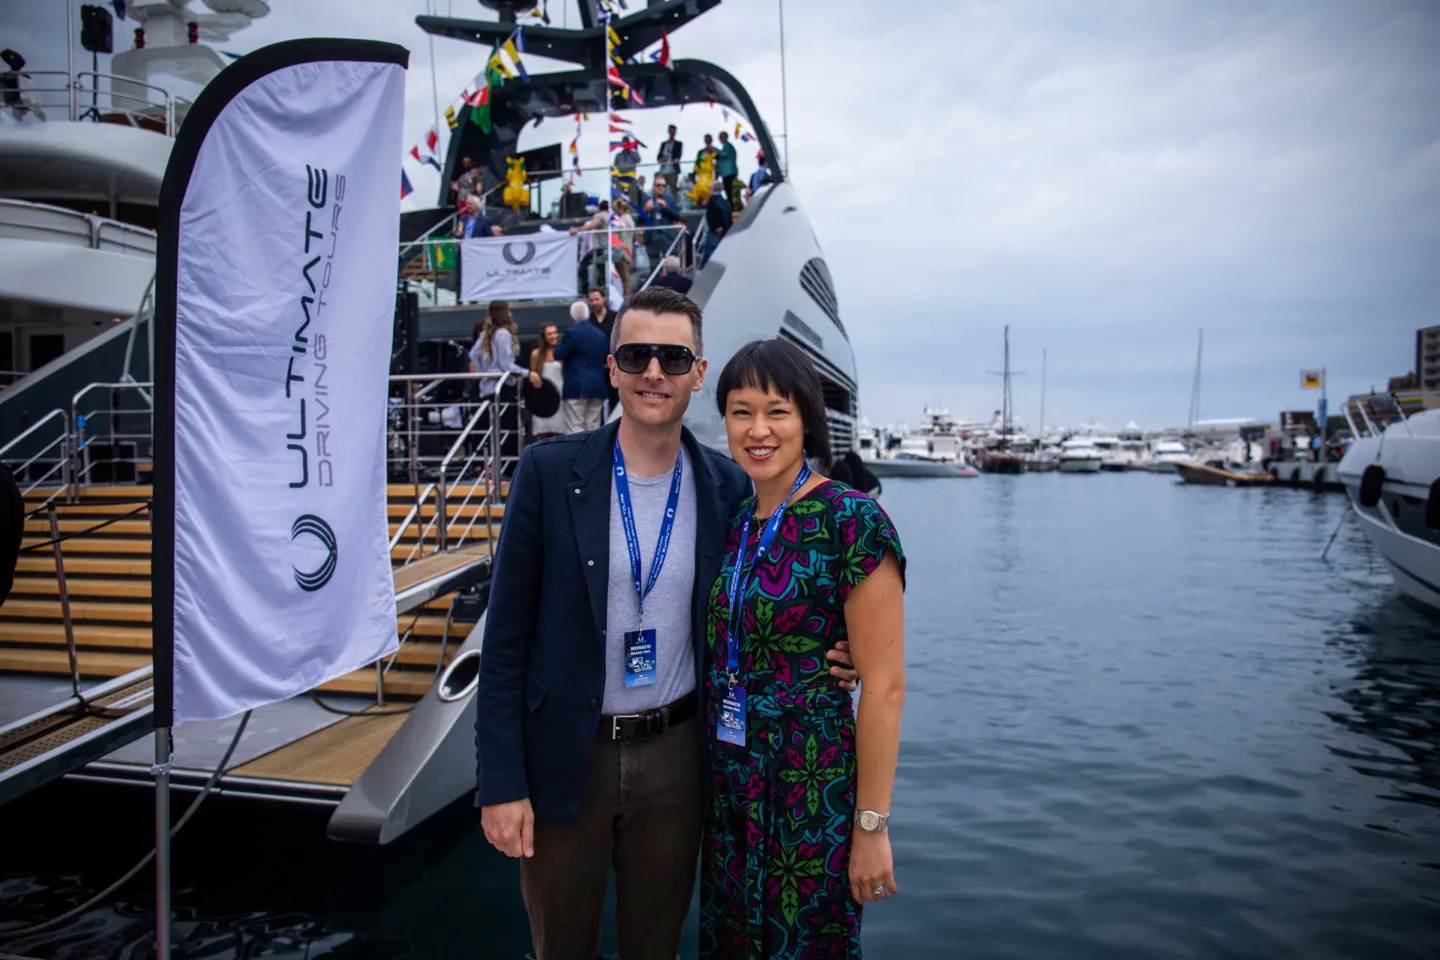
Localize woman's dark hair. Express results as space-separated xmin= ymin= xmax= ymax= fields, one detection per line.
xmin=715 ymin=338 xmax=833 ymax=470
xmin=480 ymin=300 xmax=516 ymax=360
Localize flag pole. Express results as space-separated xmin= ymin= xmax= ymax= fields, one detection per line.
xmin=1321 ymin=367 xmax=1329 ymax=462
xmin=604 ymin=11 xmax=613 ymax=304
xmin=153 ymin=728 xmax=172 ymax=957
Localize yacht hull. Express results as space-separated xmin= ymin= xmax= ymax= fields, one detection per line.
xmin=1059 ymin=458 xmax=1102 ymax=473
xmin=867 ymin=458 xmax=975 ymax=478
xmin=1337 ymin=412 xmax=1440 ymax=614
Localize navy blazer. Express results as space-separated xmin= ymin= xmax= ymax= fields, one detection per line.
xmin=474 ymin=420 xmax=750 ymax=825
xmin=553 ymin=320 xmax=610 ymax=400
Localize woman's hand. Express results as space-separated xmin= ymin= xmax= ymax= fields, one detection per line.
xmin=528 ymin=371 xmax=542 ymax=389
xmin=848 ymin=829 xmax=897 ymax=904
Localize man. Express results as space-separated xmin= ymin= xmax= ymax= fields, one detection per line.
xmin=642 ymin=175 xmax=683 ymax=263
xmin=586 ymin=287 xmax=612 ymax=340
xmin=553 ymin=299 xmax=609 ymax=434
xmin=715 ymin=130 xmax=739 ymax=209
xmin=695 ymin=133 xmax=718 ymax=172
xmin=699 ymin=182 xmax=732 ymax=269
xmin=650 ymin=255 xmax=691 ymax=295
xmin=475 ymin=286 xmax=857 ymax=960
xmin=451 ymin=155 xmax=482 ymax=207
xmin=656 ymin=124 xmax=684 ymax=177
xmin=454 ymin=195 xmax=502 ymax=239
xmin=749 ymin=152 xmax=773 ymax=193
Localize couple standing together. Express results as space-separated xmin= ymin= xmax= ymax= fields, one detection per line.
xmin=475 ymin=286 xmax=907 ymax=959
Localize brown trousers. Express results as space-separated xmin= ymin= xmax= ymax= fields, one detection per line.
xmin=520 ymin=714 xmax=703 ymax=960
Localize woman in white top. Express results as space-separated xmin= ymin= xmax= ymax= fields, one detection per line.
xmin=528 ymin=322 xmax=566 ymax=440
xmin=469 ymin=301 xmax=540 ymax=473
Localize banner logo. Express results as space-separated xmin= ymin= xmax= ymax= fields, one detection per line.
xmin=290 ymin=514 xmax=338 ymax=592
xmin=502 ymin=241 xmax=537 ymax=266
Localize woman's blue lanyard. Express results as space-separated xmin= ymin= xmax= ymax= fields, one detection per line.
xmin=725 ymin=464 xmax=811 ymax=687
xmin=612 ymin=436 xmax=684 ymax=627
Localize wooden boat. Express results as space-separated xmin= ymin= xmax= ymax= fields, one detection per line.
xmin=1175 ymin=460 xmax=1274 ymax=487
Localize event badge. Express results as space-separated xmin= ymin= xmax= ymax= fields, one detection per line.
xmin=717 ymin=686 xmax=746 ymax=746
xmin=624 ymin=628 xmax=657 ymax=688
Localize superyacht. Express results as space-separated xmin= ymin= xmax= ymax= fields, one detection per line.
xmin=0 ymin=0 xmax=859 ymax=849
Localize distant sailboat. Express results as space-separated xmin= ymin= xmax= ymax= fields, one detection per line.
xmin=978 ymin=326 xmax=1027 ymax=474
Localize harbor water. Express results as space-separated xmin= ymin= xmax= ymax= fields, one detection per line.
xmin=3 ymin=473 xmax=1439 ymax=959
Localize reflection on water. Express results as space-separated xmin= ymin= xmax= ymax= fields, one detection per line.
xmin=1325 ymin=597 xmax=1440 ymax=815
xmin=2 ymin=477 xmax=1439 ymax=959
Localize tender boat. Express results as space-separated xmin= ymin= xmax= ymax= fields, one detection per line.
xmin=1337 ymin=393 xmax=1440 ymax=612
xmin=1175 ymin=460 xmax=1274 ymax=487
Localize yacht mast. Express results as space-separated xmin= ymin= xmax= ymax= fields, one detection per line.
xmin=1188 ymin=329 xmax=1203 ymax=427
xmin=1002 ymin=325 xmax=1012 ymax=443
xmin=1039 ymin=347 xmax=1047 ymax=440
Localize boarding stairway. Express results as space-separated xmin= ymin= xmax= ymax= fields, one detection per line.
xmin=0 ymin=371 xmax=519 ymax=815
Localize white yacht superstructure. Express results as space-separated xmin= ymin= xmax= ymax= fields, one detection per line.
xmin=1058 ymin=438 xmax=1103 ymax=473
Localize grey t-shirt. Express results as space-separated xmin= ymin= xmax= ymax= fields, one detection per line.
xmin=604 ymin=447 xmax=697 ymax=714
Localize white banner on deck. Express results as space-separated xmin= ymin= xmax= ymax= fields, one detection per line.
xmin=167 ymin=52 xmax=405 ymax=723
xmin=460 ymin=232 xmax=578 ymax=302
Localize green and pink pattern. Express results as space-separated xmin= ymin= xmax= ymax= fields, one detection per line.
xmin=701 ymin=481 xmax=904 ymax=959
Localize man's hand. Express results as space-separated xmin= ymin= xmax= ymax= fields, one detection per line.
xmin=644 ymin=200 xmax=655 ymax=213
xmin=828 ymin=639 xmax=859 ymax=692
xmin=481 ymin=798 xmax=535 ymax=858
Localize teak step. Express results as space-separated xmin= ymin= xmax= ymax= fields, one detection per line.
xmin=9 ymin=576 xmax=151 ymax=600
xmin=0 ymin=622 xmax=153 ymax=650
xmin=15 ymin=556 xmax=152 ymax=577
xmin=23 ymin=518 xmax=151 ymax=537
xmin=0 ymin=598 xmax=152 ymax=624
xmin=19 ymin=537 xmax=152 ymax=556
xmin=21 ymin=500 xmax=153 ymax=517
xmin=0 ymin=648 xmax=432 ymax=699
xmin=23 ymin=486 xmax=152 ymax=502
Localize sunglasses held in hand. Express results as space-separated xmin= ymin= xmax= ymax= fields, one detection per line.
xmin=612 ymin=343 xmax=699 ymax=376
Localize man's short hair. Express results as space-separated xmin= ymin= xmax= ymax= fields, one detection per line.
xmin=654 ymin=176 xmax=667 ymax=188
xmin=663 ymin=255 xmax=681 ymax=273
xmin=570 ymin=300 xmax=590 ymax=322
xmin=588 ymin=287 xmax=605 ymax=298
xmin=668 ymin=124 xmax=677 ymax=133
xmin=610 ymin=286 xmax=703 ymax=356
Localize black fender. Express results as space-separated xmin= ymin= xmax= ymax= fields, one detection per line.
xmin=1427 ymin=478 xmax=1440 ymax=530
xmin=1358 ymin=464 xmax=1385 ymax=508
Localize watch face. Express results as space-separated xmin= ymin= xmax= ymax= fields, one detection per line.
xmin=858 ymin=811 xmax=880 ymax=831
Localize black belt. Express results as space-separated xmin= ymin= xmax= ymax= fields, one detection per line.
xmin=601 ymin=692 xmax=697 ymax=741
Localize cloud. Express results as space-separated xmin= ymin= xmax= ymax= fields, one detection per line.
xmin=8 ymin=0 xmax=1436 ymax=429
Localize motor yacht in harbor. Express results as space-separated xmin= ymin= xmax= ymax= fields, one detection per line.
xmin=0 ymin=0 xmax=863 ymax=844
xmin=863 ymin=407 xmax=976 ymax=477
xmin=1337 ymin=393 xmax=1440 ymax=612
xmin=1058 ymin=438 xmax=1103 ymax=473
xmin=1141 ymin=438 xmax=1190 ymax=473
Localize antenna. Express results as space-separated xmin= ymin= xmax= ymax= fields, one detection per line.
xmin=778 ymin=0 xmax=790 ymax=175
xmin=1038 ymin=348 xmax=1047 ymax=438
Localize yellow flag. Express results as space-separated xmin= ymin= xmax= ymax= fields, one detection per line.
xmin=1300 ymin=369 xmax=1324 ymax=389
xmin=608 ymin=26 xmax=622 ymax=49
xmin=488 ymin=52 xmax=514 ymax=79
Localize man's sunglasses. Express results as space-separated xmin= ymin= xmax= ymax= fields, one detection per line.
xmin=612 ymin=343 xmax=698 ymax=376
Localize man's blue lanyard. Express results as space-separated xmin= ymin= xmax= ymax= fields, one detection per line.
xmin=725 ymin=464 xmax=812 ymax=684
xmin=613 ymin=436 xmax=684 ymax=627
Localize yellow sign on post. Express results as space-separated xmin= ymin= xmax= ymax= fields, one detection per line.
xmin=1300 ymin=369 xmax=1324 ymax=389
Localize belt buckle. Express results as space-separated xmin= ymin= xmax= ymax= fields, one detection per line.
xmin=610 ymin=712 xmax=642 ymax=740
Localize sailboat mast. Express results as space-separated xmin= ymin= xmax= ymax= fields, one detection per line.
xmin=1039 ymin=348 xmax=1047 ymax=440
xmin=1002 ymin=325 xmax=1012 ymax=439
xmin=1188 ymin=328 xmax=1203 ymax=427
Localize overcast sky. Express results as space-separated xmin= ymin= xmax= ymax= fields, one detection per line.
xmin=11 ymin=0 xmax=1438 ymax=430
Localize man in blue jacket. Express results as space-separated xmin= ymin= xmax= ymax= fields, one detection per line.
xmin=475 ymin=286 xmax=856 ymax=959
xmin=553 ymin=299 xmax=609 ymax=434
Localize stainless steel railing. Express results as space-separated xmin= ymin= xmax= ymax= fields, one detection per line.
xmin=71 ymin=381 xmax=155 ymax=495
xmin=0 ymin=199 xmax=156 ymax=257
xmin=0 ymin=408 xmax=71 ymax=500
xmin=1 ymin=68 xmax=189 ymax=135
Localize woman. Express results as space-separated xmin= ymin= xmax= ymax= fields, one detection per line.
xmin=527 ymin=322 xmax=565 ymax=441
xmin=702 ymin=338 xmax=907 ymax=959
xmin=469 ymin=301 xmax=541 ymax=475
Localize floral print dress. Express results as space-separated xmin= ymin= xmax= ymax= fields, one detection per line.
xmin=700 ymin=481 xmax=905 ymax=959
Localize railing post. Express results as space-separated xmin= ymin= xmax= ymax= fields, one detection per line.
xmin=407 ymin=383 xmax=420 ymax=485
xmin=48 ymin=505 xmax=81 ymax=701
xmin=436 ymin=464 xmax=449 ymax=553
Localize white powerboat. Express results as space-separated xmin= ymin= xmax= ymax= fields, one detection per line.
xmin=1058 ymin=438 xmax=1103 ymax=473
xmin=1142 ymin=439 xmax=1190 ymax=473
xmin=1338 ymin=397 xmax=1440 ymax=612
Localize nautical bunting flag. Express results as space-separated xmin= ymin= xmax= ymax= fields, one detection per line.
xmin=409 ymin=144 xmax=422 ymax=163
xmin=422 ymin=154 xmax=442 ymax=172
xmin=425 ymin=127 xmax=439 ymax=153
xmin=401 ymin=168 xmax=413 ymax=199
xmin=445 ymin=103 xmax=459 ymax=130
xmin=650 ymin=30 xmax=671 ymax=67
xmin=1300 ymin=369 xmax=1325 ymax=389
xmin=504 ymin=28 xmax=530 ymax=82
xmin=609 ymin=112 xmax=631 ymax=125
xmin=155 ymin=39 xmax=407 ymax=725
